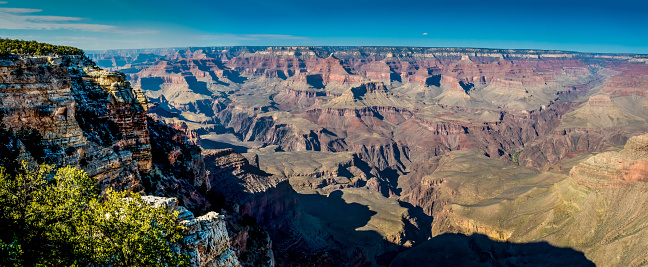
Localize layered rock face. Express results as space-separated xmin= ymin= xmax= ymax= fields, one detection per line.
xmin=398 ymin=135 xmax=648 ymax=266
xmin=0 ymin=55 xmax=150 ymax=191
xmin=199 ymin=148 xmax=290 ymax=266
xmin=91 ymin=47 xmax=648 ymax=189
xmin=0 ymin=54 xmax=254 ymax=266
xmin=571 ymin=134 xmax=648 ymax=186
xmin=0 ymin=57 xmax=82 ymax=165
xmin=143 ymin=196 xmax=240 ymax=267
xmin=89 ymin=46 xmax=648 ymax=265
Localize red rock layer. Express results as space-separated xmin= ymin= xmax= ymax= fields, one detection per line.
xmin=571 ymin=134 xmax=648 ymax=187
xmin=0 ymin=56 xmax=150 ymax=191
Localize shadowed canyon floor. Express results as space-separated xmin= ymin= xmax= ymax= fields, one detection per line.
xmin=390 ymin=233 xmax=594 ymax=266
xmin=6 ymin=46 xmax=644 ymax=266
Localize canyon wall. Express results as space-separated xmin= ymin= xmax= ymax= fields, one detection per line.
xmin=0 ymin=54 xmax=272 ymax=266
xmin=0 ymin=55 xmax=150 ymax=191
xmin=143 ymin=196 xmax=240 ymax=267
xmin=84 ymin=46 xmax=648 ymax=266
xmin=407 ymin=134 xmax=648 ymax=266
xmin=95 ymin=46 xmax=648 ymax=198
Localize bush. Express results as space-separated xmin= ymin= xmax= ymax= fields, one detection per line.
xmin=0 ymin=162 xmax=188 ymax=266
xmin=512 ymin=150 xmax=523 ymax=165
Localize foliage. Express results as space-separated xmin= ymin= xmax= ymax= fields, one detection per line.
xmin=77 ymin=188 xmax=188 ymax=266
xmin=0 ymin=38 xmax=84 ymax=56
xmin=0 ymin=162 xmax=188 ymax=266
xmin=512 ymin=150 xmax=523 ymax=165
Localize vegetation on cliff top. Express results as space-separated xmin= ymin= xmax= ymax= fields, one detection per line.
xmin=0 ymin=38 xmax=84 ymax=56
xmin=0 ymin=163 xmax=188 ymax=266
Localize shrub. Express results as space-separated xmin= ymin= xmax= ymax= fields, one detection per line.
xmin=0 ymin=38 xmax=84 ymax=56
xmin=0 ymin=163 xmax=188 ymax=266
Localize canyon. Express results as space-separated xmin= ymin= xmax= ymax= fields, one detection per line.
xmin=86 ymin=46 xmax=648 ymax=266
xmin=2 ymin=45 xmax=648 ymax=266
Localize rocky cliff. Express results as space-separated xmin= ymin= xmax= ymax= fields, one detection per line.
xmin=0 ymin=55 xmax=150 ymax=191
xmin=143 ymin=196 xmax=240 ymax=267
xmin=0 ymin=53 xmax=268 ymax=266
xmin=400 ymin=134 xmax=648 ymax=266
xmin=571 ymin=134 xmax=648 ymax=186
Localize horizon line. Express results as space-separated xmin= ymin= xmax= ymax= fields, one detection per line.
xmin=84 ymin=45 xmax=648 ymax=56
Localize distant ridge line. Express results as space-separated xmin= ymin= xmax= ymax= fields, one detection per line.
xmin=86 ymin=46 xmax=648 ymax=60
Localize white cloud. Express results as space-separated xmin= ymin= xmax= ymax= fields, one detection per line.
xmin=0 ymin=7 xmax=40 ymax=13
xmin=422 ymin=32 xmax=428 ymax=36
xmin=21 ymin=15 xmax=83 ymax=22
xmin=0 ymin=7 xmax=131 ymax=32
xmin=0 ymin=2 xmax=9 ymax=4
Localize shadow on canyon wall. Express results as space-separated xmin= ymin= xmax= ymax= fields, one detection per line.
xmin=391 ymin=233 xmax=595 ymax=267
xmin=287 ymin=189 xmax=407 ymax=266
xmin=281 ymin=188 xmax=593 ymax=266
xmin=203 ymin=151 xmax=594 ymax=266
xmin=201 ymin=139 xmax=250 ymax=153
xmin=300 ymin=190 xmax=377 ymax=232
xmin=140 ymin=77 xmax=165 ymax=91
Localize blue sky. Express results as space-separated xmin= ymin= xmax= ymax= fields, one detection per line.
xmin=0 ymin=0 xmax=646 ymax=53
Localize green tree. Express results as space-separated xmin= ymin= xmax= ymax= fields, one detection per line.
xmin=77 ymin=188 xmax=187 ymax=266
xmin=0 ymin=163 xmax=188 ymax=266
xmin=512 ymin=150 xmax=523 ymax=165
xmin=0 ymin=163 xmax=54 ymax=265
xmin=0 ymin=38 xmax=84 ymax=56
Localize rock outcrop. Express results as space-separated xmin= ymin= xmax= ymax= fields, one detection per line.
xmin=0 ymin=54 xmax=255 ymax=266
xmin=0 ymin=55 xmax=150 ymax=191
xmin=146 ymin=117 xmax=210 ymax=212
xmin=142 ymin=196 xmax=240 ymax=267
xmin=200 ymin=148 xmax=294 ymax=265
xmin=571 ymin=133 xmax=648 ymax=187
